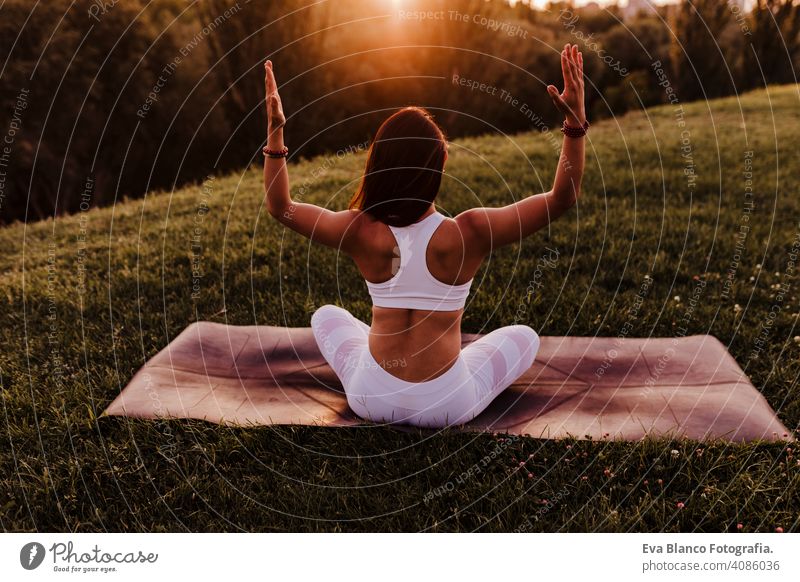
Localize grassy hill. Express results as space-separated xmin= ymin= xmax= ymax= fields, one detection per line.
xmin=1 ymin=85 xmax=799 ymax=532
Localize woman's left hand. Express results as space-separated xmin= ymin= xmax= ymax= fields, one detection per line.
xmin=264 ymin=60 xmax=286 ymax=131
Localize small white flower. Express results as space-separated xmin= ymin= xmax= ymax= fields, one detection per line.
xmin=793 ymin=336 xmax=800 ymax=344
xmin=756 ymin=264 xmax=762 ymax=270
xmin=734 ymin=304 xmax=742 ymax=313
xmin=670 ymin=449 xmax=680 ymax=458
xmin=673 ymin=295 xmax=681 ymax=302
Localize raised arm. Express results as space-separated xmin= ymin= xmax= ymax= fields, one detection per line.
xmin=262 ymin=61 xmax=361 ymax=252
xmin=455 ymin=44 xmax=586 ymax=255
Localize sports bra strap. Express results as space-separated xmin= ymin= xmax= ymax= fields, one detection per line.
xmin=388 ymin=211 xmax=443 ymax=241
xmin=366 ymin=210 xmax=473 ymax=312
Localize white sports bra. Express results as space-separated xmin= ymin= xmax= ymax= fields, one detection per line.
xmin=365 ymin=210 xmax=473 ymax=311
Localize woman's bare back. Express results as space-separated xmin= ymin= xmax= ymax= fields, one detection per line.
xmin=350 ymin=208 xmax=480 ymax=382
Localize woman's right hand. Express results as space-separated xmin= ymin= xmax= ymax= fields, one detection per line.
xmin=547 ymin=43 xmax=585 ymax=126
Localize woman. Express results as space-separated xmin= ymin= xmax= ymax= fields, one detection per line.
xmin=263 ymin=44 xmax=586 ymax=428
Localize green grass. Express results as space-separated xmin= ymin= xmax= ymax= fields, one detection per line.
xmin=2 ymin=85 xmax=800 ymax=532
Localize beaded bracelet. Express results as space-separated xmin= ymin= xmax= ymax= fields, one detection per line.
xmin=561 ymin=119 xmax=590 ymax=138
xmin=262 ymin=145 xmax=289 ymax=158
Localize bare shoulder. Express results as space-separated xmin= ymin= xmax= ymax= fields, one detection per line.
xmin=451 ymin=208 xmax=492 ymax=255
xmin=424 ymin=211 xmax=486 ymax=281
xmin=426 ymin=210 xmax=483 ymax=258
xmin=453 ymin=207 xmax=489 ymax=236
xmin=347 ymin=210 xmax=395 ymax=255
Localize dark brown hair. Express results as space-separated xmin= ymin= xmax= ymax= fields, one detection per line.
xmin=349 ymin=107 xmax=447 ymax=227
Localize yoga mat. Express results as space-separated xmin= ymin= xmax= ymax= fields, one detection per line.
xmin=103 ymin=322 xmax=793 ymax=442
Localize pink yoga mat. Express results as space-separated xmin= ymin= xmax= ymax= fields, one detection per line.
xmin=102 ymin=322 xmax=793 ymax=442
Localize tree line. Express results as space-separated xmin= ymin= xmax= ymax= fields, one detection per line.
xmin=0 ymin=0 xmax=797 ymax=224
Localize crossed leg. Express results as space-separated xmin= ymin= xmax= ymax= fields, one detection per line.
xmin=310 ymin=304 xmax=540 ymax=427
xmin=310 ymin=304 xmax=369 ymax=387
xmin=455 ymin=325 xmax=540 ymax=421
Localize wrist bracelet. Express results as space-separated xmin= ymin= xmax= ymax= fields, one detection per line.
xmin=561 ymin=119 xmax=589 ymax=138
xmin=262 ymin=145 xmax=289 ymax=158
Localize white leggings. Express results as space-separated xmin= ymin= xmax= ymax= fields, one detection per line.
xmin=310 ymin=304 xmax=540 ymax=428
